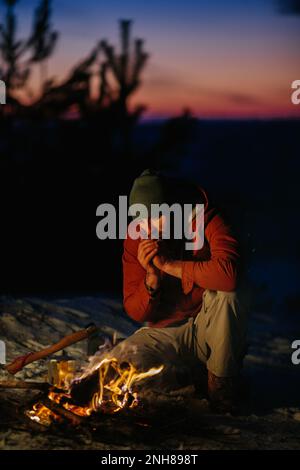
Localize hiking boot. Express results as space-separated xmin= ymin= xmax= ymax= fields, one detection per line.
xmin=207 ymin=370 xmax=240 ymax=415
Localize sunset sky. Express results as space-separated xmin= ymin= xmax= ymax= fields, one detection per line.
xmin=10 ymin=0 xmax=300 ymax=119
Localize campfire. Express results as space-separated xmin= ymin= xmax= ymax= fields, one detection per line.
xmin=26 ymin=357 xmax=164 ymax=427
xmin=1 ymin=325 xmax=164 ymax=429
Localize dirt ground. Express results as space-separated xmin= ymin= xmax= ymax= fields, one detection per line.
xmin=0 ymin=295 xmax=299 ymax=450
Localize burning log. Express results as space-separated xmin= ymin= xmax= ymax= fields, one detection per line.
xmin=25 ymin=399 xmax=82 ymax=427
xmin=69 ymin=360 xmax=128 ymax=406
xmin=42 ymin=396 xmax=83 ymax=426
xmin=70 ymin=358 xmax=164 ymax=413
xmin=70 ymin=370 xmax=100 ymax=406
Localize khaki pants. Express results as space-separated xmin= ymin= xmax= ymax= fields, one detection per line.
xmin=107 ymin=288 xmax=250 ymax=392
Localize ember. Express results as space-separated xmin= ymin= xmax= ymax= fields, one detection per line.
xmin=26 ymin=402 xmax=63 ymax=427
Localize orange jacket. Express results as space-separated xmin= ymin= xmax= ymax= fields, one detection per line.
xmin=122 ymin=187 xmax=240 ymax=328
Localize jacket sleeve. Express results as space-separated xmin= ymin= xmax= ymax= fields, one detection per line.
xmin=122 ymin=237 xmax=161 ymax=323
xmin=181 ymin=210 xmax=240 ymax=295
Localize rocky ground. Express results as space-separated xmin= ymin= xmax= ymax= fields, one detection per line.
xmin=0 ymin=294 xmax=299 ymax=450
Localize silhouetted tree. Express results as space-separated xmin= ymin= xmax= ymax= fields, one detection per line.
xmin=34 ymin=46 xmax=99 ymax=117
xmin=0 ymin=0 xmax=30 ymax=100
xmin=28 ymin=0 xmax=59 ymax=94
xmin=99 ymin=20 xmax=149 ymax=156
xmin=99 ymin=61 xmax=112 ymax=106
xmin=0 ymin=4 xmax=149 ymax=133
xmin=100 ymin=19 xmax=149 ymax=118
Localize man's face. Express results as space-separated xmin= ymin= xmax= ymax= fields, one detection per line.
xmin=139 ymin=215 xmax=168 ymax=239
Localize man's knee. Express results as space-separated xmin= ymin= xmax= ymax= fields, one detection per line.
xmin=206 ymin=289 xmax=249 ymax=325
xmin=216 ymin=289 xmax=249 ymax=311
xmin=216 ymin=290 xmax=238 ymax=303
xmin=202 ymin=289 xmax=239 ymax=310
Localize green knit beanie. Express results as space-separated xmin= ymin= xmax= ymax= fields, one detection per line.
xmin=129 ymin=169 xmax=169 ymax=218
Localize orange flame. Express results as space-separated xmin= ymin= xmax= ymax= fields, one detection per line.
xmin=26 ymin=357 xmax=164 ymax=425
xmin=26 ymin=402 xmax=62 ymax=426
xmin=88 ymin=357 xmax=164 ymax=413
